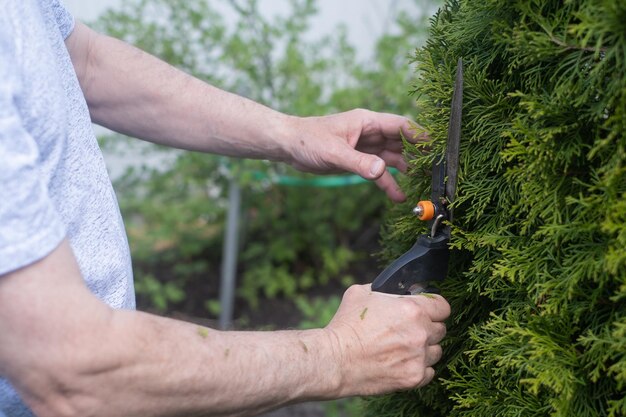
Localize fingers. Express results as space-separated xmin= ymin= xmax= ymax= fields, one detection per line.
xmin=356 ymin=137 xmax=404 ymax=154
xmin=379 ymin=149 xmax=409 ymax=173
xmin=425 ymin=344 xmax=443 ymax=367
xmin=413 ymin=293 xmax=451 ymax=322
xmin=374 ymin=170 xmax=406 ymax=203
xmin=363 ymin=111 xmax=428 ymax=144
xmin=422 ymin=339 xmax=444 ymax=386
xmin=294 ymin=110 xmax=422 ymax=204
xmin=428 ymin=322 xmax=447 ymax=345
xmin=407 ymin=121 xmax=430 ymax=143
xmin=323 ymin=142 xmax=384 ymax=180
xmin=323 ymin=144 xmax=407 ymax=202
xmin=363 ymin=286 xmax=450 ymax=323
xmin=420 ymin=367 xmax=436 ymax=387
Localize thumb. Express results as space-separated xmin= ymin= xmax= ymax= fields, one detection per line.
xmin=367 ymin=157 xmax=386 ymax=179
xmin=335 ymin=147 xmax=385 ymax=180
xmin=331 ymin=146 xmax=406 ymax=202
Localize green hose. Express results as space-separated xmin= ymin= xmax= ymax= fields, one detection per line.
xmin=254 ymin=168 xmax=399 ymax=187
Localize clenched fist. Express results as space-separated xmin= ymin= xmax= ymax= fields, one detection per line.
xmin=323 ymin=284 xmax=450 ymax=396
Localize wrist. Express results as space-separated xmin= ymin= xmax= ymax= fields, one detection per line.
xmin=260 ymin=111 xmax=299 ymax=164
xmin=296 ymin=328 xmax=344 ymax=400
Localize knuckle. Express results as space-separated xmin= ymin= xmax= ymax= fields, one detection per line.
xmin=439 ymin=298 xmax=452 ymax=318
xmin=411 ymin=328 xmax=429 ymax=347
xmin=424 ymin=367 xmax=436 ymax=386
xmin=431 ymin=344 xmax=443 ymax=363
xmin=350 ymin=107 xmax=367 ymax=117
xmin=431 ymin=295 xmax=452 ymax=317
xmin=438 ymin=323 xmax=448 ymax=339
xmin=342 ymin=285 xmax=356 ymax=298
xmin=342 ymin=284 xmax=365 ymax=303
xmin=403 ymin=367 xmax=426 ymax=389
xmin=422 ymin=296 xmax=451 ymax=321
xmin=350 ymin=108 xmax=374 ymax=130
xmin=343 ymin=284 xmax=360 ymax=297
xmin=401 ymin=300 xmax=425 ymax=320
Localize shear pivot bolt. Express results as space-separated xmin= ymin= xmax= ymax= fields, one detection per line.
xmin=413 ymin=201 xmax=435 ymax=221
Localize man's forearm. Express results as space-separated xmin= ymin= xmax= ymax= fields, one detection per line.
xmin=66 ymin=22 xmax=294 ymax=162
xmin=73 ymin=312 xmax=339 ymax=417
xmin=0 ymin=241 xmax=340 ymax=417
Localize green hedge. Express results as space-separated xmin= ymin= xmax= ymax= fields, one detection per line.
xmin=368 ymin=1 xmax=626 ymax=416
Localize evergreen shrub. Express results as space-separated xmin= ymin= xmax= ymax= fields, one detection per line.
xmin=369 ymin=1 xmax=625 ymax=416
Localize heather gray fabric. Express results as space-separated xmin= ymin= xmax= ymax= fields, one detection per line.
xmin=0 ymin=1 xmax=135 ymax=414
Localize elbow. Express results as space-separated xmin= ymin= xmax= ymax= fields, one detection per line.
xmin=15 ymin=368 xmax=102 ymax=417
xmin=28 ymin=396 xmax=84 ymax=417
xmin=6 ymin=314 xmax=122 ymax=417
xmin=16 ymin=347 xmax=130 ymax=417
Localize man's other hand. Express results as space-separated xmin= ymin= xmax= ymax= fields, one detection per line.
xmin=285 ymin=109 xmax=429 ymax=202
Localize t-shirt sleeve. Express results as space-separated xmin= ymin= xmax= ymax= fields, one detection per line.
xmin=0 ymin=25 xmax=66 ymax=276
xmin=50 ymin=0 xmax=75 ymax=40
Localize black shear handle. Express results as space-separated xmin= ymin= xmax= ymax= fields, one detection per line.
xmin=371 ymin=234 xmax=449 ymax=295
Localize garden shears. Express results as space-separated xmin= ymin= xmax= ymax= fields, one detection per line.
xmin=372 ymin=58 xmax=463 ymax=295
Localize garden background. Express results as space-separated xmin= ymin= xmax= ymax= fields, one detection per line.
xmin=65 ymin=0 xmax=626 ymax=416
xmin=70 ymin=0 xmax=437 ymax=415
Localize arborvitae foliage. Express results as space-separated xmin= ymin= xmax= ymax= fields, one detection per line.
xmin=368 ymin=1 xmax=626 ymax=416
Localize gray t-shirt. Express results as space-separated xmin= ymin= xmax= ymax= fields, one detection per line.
xmin=0 ymin=0 xmax=135 ymax=414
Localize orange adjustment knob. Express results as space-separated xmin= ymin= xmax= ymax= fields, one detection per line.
xmin=413 ymin=200 xmax=435 ymax=221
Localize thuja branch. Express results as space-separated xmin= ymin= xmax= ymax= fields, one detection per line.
xmin=548 ymin=35 xmax=607 ymax=53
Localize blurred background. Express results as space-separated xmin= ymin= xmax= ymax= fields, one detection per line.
xmin=63 ymin=1 xmax=438 ymax=415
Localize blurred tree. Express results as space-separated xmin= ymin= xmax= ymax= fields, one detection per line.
xmin=94 ymin=0 xmax=433 ymax=317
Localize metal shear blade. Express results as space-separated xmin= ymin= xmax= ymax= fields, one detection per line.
xmin=445 ymin=58 xmax=463 ymax=219
xmin=371 ymin=58 xmax=463 ymax=295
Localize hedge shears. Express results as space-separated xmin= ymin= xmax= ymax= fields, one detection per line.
xmin=372 ymin=59 xmax=463 ymax=295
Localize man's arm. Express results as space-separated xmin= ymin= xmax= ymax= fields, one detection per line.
xmin=65 ymin=22 xmax=425 ymax=202
xmin=0 ymin=241 xmax=449 ymax=417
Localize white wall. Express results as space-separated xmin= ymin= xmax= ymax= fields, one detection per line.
xmin=62 ymin=0 xmax=423 ymax=61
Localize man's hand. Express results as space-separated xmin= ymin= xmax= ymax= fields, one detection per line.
xmin=324 ymin=284 xmax=450 ymax=396
xmin=286 ymin=110 xmax=427 ymax=203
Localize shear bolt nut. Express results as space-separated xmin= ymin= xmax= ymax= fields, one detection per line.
xmin=414 ymin=201 xmax=435 ymax=221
